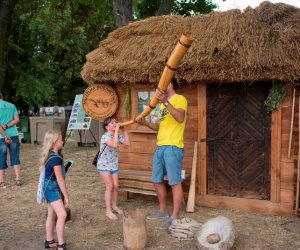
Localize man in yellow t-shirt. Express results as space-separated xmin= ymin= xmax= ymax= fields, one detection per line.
xmin=138 ymin=77 xmax=188 ymax=230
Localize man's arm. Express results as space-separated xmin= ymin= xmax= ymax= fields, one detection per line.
xmin=1 ymin=113 xmax=19 ymax=131
xmin=0 ymin=126 xmax=6 ymax=137
xmin=155 ymin=89 xmax=186 ymax=123
xmin=2 ymin=114 xmax=20 ymax=129
xmin=0 ymin=126 xmax=12 ymax=144
xmin=144 ymin=121 xmax=159 ymax=131
xmin=136 ymin=118 xmax=159 ymax=131
xmin=164 ymin=104 xmax=185 ymax=123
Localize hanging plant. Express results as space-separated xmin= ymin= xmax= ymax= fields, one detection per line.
xmin=264 ymin=83 xmax=286 ymax=113
xmin=123 ymin=89 xmax=131 ymax=118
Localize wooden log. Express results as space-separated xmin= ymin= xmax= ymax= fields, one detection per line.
xmin=123 ymin=209 xmax=147 ymax=250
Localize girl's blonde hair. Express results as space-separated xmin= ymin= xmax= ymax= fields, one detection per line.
xmin=38 ymin=129 xmax=61 ymax=170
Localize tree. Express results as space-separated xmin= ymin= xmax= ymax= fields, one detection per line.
xmin=6 ymin=0 xmax=115 ymax=112
xmin=3 ymin=0 xmax=219 ymax=113
xmin=0 ymin=0 xmax=19 ymax=91
xmin=135 ymin=0 xmax=217 ymax=20
xmin=157 ymin=0 xmax=174 ymax=15
xmin=173 ymin=0 xmax=217 ymax=16
xmin=112 ymin=0 xmax=133 ymax=27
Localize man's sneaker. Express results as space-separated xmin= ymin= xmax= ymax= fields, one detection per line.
xmin=160 ymin=216 xmax=174 ymax=230
xmin=146 ymin=210 xmax=169 ymax=220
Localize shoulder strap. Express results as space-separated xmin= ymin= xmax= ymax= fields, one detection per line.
xmin=43 ymin=153 xmax=63 ymax=189
xmin=43 ymin=155 xmax=57 ymax=169
xmin=42 ymin=155 xmax=58 ymax=196
xmin=48 ymin=152 xmax=63 ymax=161
xmin=97 ymin=144 xmax=107 ymax=162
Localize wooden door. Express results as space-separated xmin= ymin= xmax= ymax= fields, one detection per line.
xmin=206 ymin=83 xmax=271 ymax=199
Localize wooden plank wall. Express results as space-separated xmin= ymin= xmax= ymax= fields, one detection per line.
xmin=114 ymin=84 xmax=298 ymax=215
xmin=279 ymin=86 xmax=298 ymax=210
xmin=115 ymin=84 xmax=198 ymax=177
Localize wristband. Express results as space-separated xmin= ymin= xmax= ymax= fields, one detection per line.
xmin=5 ymin=124 xmax=8 ymax=129
xmin=164 ymin=100 xmax=169 ymax=107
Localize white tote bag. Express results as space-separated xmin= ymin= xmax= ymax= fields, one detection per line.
xmin=37 ymin=168 xmax=46 ymax=204
xmin=36 ymin=155 xmax=57 ymax=204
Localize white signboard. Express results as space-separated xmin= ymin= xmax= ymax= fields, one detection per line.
xmin=67 ymin=95 xmax=92 ymax=130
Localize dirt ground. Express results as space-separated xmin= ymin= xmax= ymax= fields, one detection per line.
xmin=1 ymin=142 xmax=300 ymax=250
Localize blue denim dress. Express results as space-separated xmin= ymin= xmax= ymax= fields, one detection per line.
xmin=43 ymin=153 xmax=65 ymax=203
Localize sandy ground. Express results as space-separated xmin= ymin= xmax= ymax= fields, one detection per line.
xmin=1 ymin=142 xmax=300 ymax=250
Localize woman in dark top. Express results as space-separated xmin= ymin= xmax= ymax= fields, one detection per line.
xmin=39 ymin=129 xmax=69 ymax=250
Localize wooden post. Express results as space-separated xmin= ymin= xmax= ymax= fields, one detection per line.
xmin=186 ymin=141 xmax=198 ymax=212
xmin=295 ymin=93 xmax=300 ymax=215
xmin=288 ymin=87 xmax=296 ymax=158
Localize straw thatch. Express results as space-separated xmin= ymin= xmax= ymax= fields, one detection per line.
xmin=81 ymin=1 xmax=300 ymax=85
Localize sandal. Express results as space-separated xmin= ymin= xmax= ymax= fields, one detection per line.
xmin=106 ymin=211 xmax=118 ymax=220
xmin=112 ymin=206 xmax=123 ymax=215
xmin=57 ymin=243 xmax=67 ymax=250
xmin=0 ymin=182 xmax=6 ymax=188
xmin=45 ymin=239 xmax=57 ymax=249
xmin=16 ymin=179 xmax=23 ymax=186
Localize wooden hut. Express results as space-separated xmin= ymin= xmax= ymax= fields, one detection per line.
xmin=81 ymin=1 xmax=300 ymax=216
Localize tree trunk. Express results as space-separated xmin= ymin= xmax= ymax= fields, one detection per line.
xmin=156 ymin=0 xmax=174 ymax=16
xmin=0 ymin=0 xmax=19 ymax=91
xmin=112 ymin=0 xmax=133 ymax=28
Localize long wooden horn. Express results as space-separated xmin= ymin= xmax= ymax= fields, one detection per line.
xmin=120 ymin=33 xmax=193 ymax=126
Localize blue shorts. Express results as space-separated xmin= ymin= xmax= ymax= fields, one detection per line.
xmin=44 ymin=179 xmax=62 ymax=203
xmin=0 ymin=136 xmax=20 ymax=170
xmin=98 ymin=169 xmax=119 ymax=175
xmin=152 ymin=146 xmax=184 ymax=186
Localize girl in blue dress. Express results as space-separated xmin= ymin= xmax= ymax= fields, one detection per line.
xmin=39 ymin=129 xmax=69 ymax=250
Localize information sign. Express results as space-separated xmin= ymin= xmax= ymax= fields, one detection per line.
xmin=67 ymin=95 xmax=92 ymax=130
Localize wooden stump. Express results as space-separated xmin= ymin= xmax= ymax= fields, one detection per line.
xmin=195 ymin=216 xmax=235 ymax=250
xmin=123 ymin=208 xmax=147 ymax=250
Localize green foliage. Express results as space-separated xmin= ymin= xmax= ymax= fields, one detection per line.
xmin=4 ymin=0 xmax=218 ymax=113
xmin=123 ymin=89 xmax=131 ymax=118
xmin=135 ymin=0 xmax=160 ymax=19
xmin=6 ymin=0 xmax=114 ymax=112
xmin=264 ymin=83 xmax=286 ymax=112
xmin=135 ymin=0 xmax=217 ymax=19
xmin=173 ymin=0 xmax=217 ymax=16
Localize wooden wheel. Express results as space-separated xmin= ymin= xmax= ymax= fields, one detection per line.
xmin=82 ymin=84 xmax=118 ymax=120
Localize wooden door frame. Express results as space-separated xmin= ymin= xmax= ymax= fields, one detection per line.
xmin=197 ymin=81 xmax=281 ymax=202
xmin=198 ymin=82 xmax=207 ymax=195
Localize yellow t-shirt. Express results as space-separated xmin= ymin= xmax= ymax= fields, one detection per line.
xmin=157 ymin=94 xmax=188 ymax=148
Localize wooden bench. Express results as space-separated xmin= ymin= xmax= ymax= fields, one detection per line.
xmin=119 ymin=169 xmax=191 ymax=200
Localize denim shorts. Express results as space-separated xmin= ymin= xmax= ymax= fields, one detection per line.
xmin=44 ymin=179 xmax=62 ymax=203
xmin=152 ymin=146 xmax=184 ymax=186
xmin=98 ymin=169 xmax=119 ymax=175
xmin=0 ymin=136 xmax=20 ymax=170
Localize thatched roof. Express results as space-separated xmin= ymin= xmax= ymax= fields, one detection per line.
xmin=81 ymin=1 xmax=300 ymax=85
